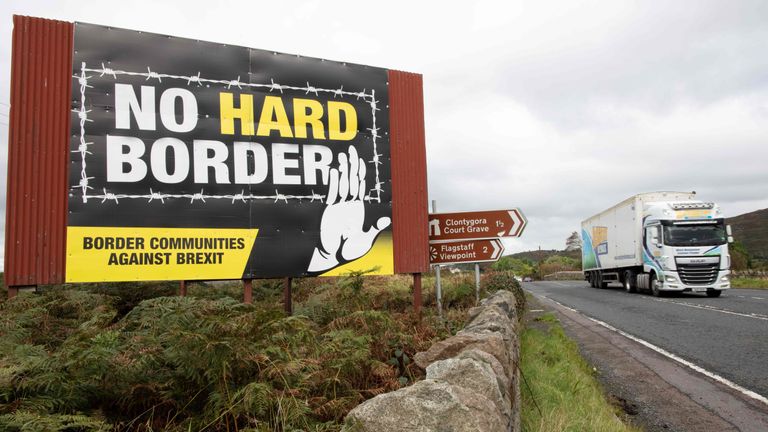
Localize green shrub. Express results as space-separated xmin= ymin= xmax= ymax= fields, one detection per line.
xmin=0 ymin=411 xmax=110 ymax=432
xmin=81 ymin=280 xmax=177 ymax=317
xmin=0 ymin=288 xmax=116 ymax=349
xmin=481 ymin=270 xmax=526 ymax=318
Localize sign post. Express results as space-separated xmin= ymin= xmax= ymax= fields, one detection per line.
xmin=431 ymin=200 xmax=443 ymax=319
xmin=428 ymin=208 xmax=527 ymax=305
xmin=475 ymin=263 xmax=480 ymax=303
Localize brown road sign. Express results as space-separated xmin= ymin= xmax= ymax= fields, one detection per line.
xmin=428 ymin=209 xmax=527 ymax=242
xmin=429 ymin=238 xmax=504 ymax=265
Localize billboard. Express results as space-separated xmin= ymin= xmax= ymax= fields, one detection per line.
xmin=65 ymin=23 xmax=394 ymax=282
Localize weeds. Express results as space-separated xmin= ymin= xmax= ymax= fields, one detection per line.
xmin=0 ymin=272 xmax=472 ymax=431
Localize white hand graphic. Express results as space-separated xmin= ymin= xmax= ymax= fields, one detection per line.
xmin=308 ymin=146 xmax=391 ymax=273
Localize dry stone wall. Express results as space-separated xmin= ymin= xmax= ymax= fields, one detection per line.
xmin=345 ymin=290 xmax=523 ymax=432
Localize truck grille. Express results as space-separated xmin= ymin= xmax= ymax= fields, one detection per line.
xmin=677 ymin=263 xmax=719 ymax=285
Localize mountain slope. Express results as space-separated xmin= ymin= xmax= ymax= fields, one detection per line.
xmin=727 ymin=208 xmax=768 ymax=259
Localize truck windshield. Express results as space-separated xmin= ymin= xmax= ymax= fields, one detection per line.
xmin=663 ymin=222 xmax=726 ymax=247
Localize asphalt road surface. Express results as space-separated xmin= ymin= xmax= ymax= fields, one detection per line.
xmin=526 ymin=280 xmax=768 ymax=399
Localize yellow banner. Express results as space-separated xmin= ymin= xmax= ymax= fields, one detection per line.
xmin=66 ymin=227 xmax=258 ymax=282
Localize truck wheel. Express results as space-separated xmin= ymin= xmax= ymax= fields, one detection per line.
xmin=650 ymin=273 xmax=662 ymax=297
xmin=624 ymin=270 xmax=637 ymax=293
xmin=706 ymin=289 xmax=722 ymax=298
xmin=597 ymin=272 xmax=608 ymax=289
xmin=589 ymin=272 xmax=598 ymax=288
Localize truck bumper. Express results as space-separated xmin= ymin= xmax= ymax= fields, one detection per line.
xmin=661 ymin=270 xmax=731 ymax=292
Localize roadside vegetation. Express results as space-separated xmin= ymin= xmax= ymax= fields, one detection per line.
xmin=520 ymin=311 xmax=640 ymax=432
xmin=0 ymin=271 xmax=504 ymax=431
xmin=731 ymin=277 xmax=768 ymax=289
xmin=492 ymin=254 xmax=581 ymax=280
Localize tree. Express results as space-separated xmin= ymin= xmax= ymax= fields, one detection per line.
xmin=565 ymin=231 xmax=581 ymax=252
xmin=492 ymin=257 xmax=535 ymax=277
xmin=730 ymin=240 xmax=751 ymax=270
xmin=539 ymin=255 xmax=580 ymax=276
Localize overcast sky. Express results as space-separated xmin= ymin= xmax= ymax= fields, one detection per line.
xmin=1 ymin=0 xmax=767 ymax=267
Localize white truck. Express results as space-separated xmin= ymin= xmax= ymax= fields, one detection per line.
xmin=581 ymin=192 xmax=733 ymax=297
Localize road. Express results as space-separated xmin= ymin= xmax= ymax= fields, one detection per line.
xmin=525 ymin=280 xmax=768 ymax=431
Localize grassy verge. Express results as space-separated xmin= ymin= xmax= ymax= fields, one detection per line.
xmin=731 ymin=277 xmax=768 ymax=289
xmin=521 ymin=312 xmax=640 ymax=432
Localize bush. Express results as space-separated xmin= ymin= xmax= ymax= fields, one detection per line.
xmin=82 ymin=281 xmax=177 ymax=317
xmin=481 ymin=270 xmax=526 ymax=318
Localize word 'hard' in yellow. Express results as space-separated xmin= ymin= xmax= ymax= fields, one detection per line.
xmin=220 ymin=94 xmax=358 ymax=141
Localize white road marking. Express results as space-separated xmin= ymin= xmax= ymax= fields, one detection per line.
xmin=752 ymin=297 xmax=765 ymax=300
xmin=537 ymin=294 xmax=768 ymax=408
xmin=644 ymin=297 xmax=768 ymax=321
xmin=529 ymin=309 xmax=545 ymax=312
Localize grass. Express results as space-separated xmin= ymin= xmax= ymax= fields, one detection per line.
xmin=731 ymin=277 xmax=768 ymax=289
xmin=520 ymin=312 xmax=640 ymax=432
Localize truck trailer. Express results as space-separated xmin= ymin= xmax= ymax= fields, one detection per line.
xmin=581 ymin=192 xmax=732 ymax=297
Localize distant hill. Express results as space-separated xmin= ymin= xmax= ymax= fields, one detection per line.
xmin=728 ymin=208 xmax=768 ymax=259
xmin=507 ymin=249 xmax=581 ymax=263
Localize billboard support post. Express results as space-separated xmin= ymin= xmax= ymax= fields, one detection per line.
xmin=283 ymin=278 xmax=292 ymax=315
xmin=413 ymin=273 xmax=422 ymax=319
xmin=243 ymin=279 xmax=253 ymax=304
xmin=179 ymin=280 xmax=187 ymax=297
xmin=7 ymin=287 xmax=19 ymax=299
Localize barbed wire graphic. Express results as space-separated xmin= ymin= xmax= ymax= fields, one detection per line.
xmin=73 ymin=62 xmax=385 ymax=204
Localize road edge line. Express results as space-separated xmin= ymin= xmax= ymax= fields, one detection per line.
xmin=535 ymin=293 xmax=768 ymax=408
xmin=644 ymin=297 xmax=768 ymax=321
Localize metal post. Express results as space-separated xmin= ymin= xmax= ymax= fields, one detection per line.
xmin=413 ymin=273 xmax=422 ymax=319
xmin=432 ymin=199 xmax=443 ymax=318
xmin=7 ymin=286 xmax=19 ymax=299
xmin=179 ymin=280 xmax=187 ymax=297
xmin=243 ymin=279 xmax=253 ymax=304
xmin=475 ymin=263 xmax=481 ymax=303
xmin=283 ymin=277 xmax=292 ymax=315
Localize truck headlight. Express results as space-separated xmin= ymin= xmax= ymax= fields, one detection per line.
xmin=661 ymin=256 xmax=673 ymax=271
xmin=721 ymin=276 xmax=729 ymax=282
xmin=666 ymin=275 xmax=677 ymax=282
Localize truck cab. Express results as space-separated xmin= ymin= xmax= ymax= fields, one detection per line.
xmin=641 ymin=201 xmax=732 ymax=297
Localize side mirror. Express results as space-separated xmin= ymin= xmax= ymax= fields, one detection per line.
xmin=728 ymin=236 xmax=734 ymax=244
xmin=726 ymin=225 xmax=733 ymax=236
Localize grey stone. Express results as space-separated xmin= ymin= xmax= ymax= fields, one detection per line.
xmin=460 ymin=305 xmax=518 ymax=355
xmin=345 ymin=379 xmax=507 ymax=432
xmin=415 ymin=331 xmax=513 ymax=377
xmin=455 ymin=348 xmax=511 ymax=398
xmin=481 ymin=290 xmax=518 ymax=320
xmin=427 ymin=357 xmax=512 ymax=426
xmin=467 ymin=305 xmax=485 ymax=321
